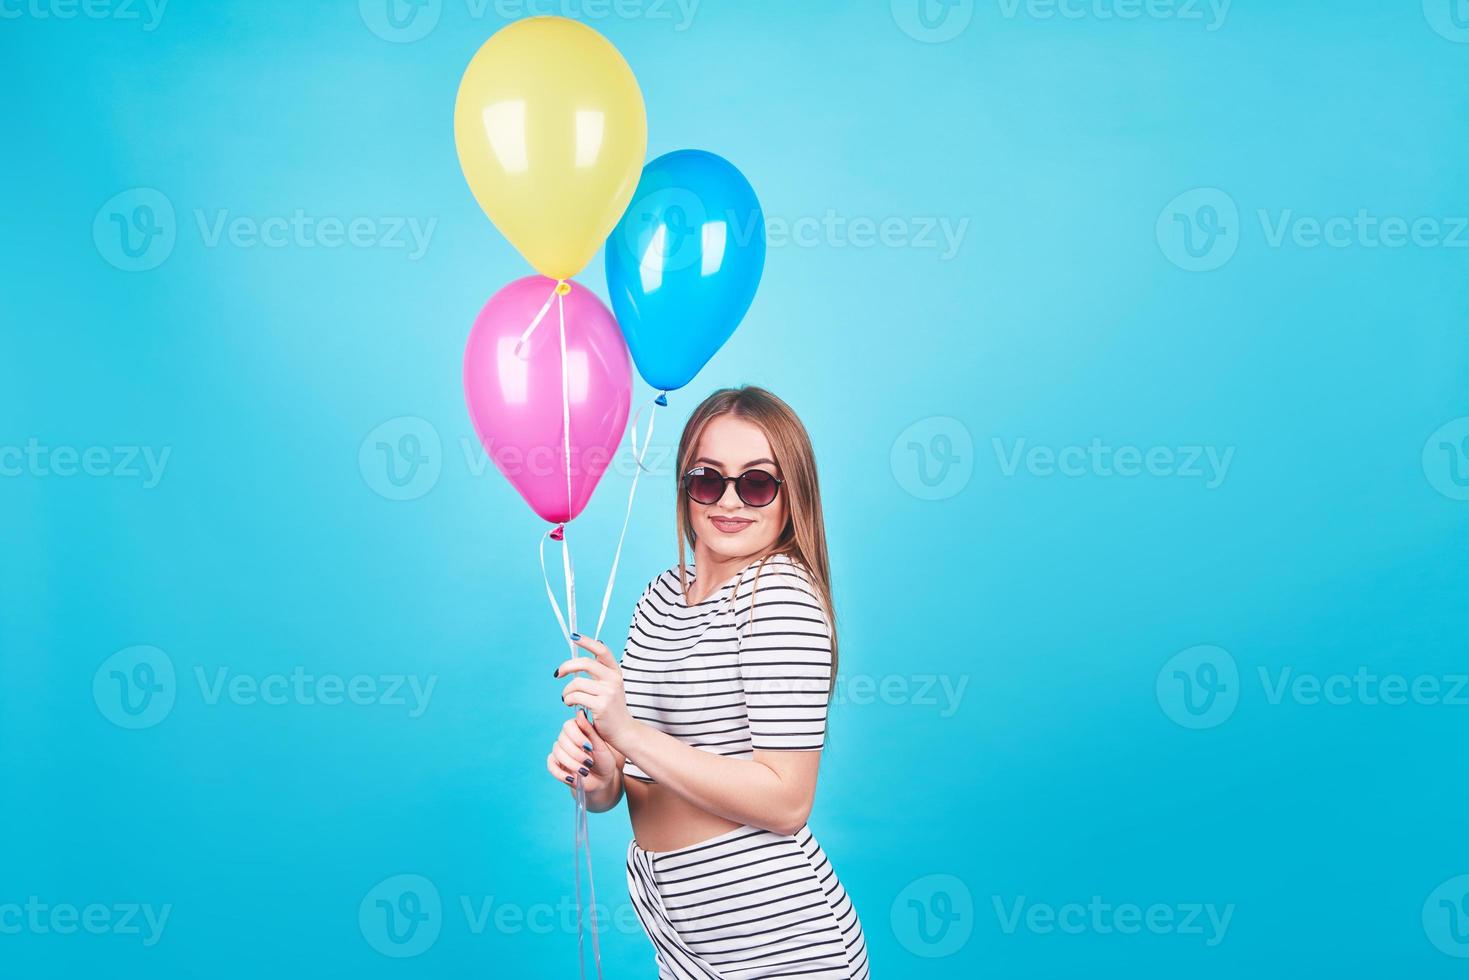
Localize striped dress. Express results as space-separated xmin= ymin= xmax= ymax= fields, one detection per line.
xmin=619 ymin=553 xmax=870 ymax=979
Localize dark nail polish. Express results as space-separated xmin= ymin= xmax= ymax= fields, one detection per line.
xmin=570 ymin=632 xmax=581 ymax=641
xmin=564 ymin=776 xmax=574 ymax=784
xmin=582 ymin=742 xmax=593 ymax=752
xmin=577 ymin=767 xmax=589 ymax=776
xmin=551 ymin=667 xmax=558 ymax=677
xmin=584 ymin=758 xmax=594 ymax=769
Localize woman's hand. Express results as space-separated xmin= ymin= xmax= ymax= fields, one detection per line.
xmin=555 ymin=634 xmax=640 ymax=748
xmin=544 ymin=709 xmax=619 ymax=797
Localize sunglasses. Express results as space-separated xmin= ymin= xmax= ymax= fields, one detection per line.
xmin=682 ymin=466 xmax=784 ymax=508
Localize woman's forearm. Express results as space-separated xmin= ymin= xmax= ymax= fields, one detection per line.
xmin=616 ymin=721 xmax=815 ymax=835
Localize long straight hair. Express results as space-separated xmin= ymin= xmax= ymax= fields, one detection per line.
xmin=674 ymin=386 xmax=838 ymax=688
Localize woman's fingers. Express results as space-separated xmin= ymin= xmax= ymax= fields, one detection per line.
xmin=551 ymin=742 xmax=585 ymax=777
xmin=558 ymin=729 xmax=595 ymax=768
xmin=574 ymin=710 xmax=607 ymax=751
xmin=573 ymin=634 xmax=619 ymax=669
xmin=559 ymin=677 xmax=603 ymax=704
xmin=547 ymin=753 xmax=575 ymax=785
xmin=554 ymin=655 xmax=609 ymax=682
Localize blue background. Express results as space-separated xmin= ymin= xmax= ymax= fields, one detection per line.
xmin=3 ymin=0 xmax=1468 ymax=976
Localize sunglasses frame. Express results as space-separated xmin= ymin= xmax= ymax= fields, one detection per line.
xmin=682 ymin=466 xmax=785 ymax=508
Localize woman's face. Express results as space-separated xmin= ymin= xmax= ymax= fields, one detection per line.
xmin=687 ymin=414 xmax=787 ymax=563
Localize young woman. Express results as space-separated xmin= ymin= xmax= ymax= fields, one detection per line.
xmin=547 ymin=386 xmax=870 ymax=979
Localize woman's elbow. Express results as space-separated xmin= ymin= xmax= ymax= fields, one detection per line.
xmin=769 ymin=799 xmax=814 ymax=837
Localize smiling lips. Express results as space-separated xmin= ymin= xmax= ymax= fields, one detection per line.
xmin=709 ymin=516 xmax=754 ymax=534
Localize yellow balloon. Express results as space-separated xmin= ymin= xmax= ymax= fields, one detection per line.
xmin=454 ymin=17 xmax=648 ymax=280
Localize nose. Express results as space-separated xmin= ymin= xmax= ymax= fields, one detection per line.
xmin=715 ymin=478 xmax=742 ymax=508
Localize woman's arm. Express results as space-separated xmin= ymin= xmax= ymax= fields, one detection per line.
xmin=620 ymin=721 xmax=819 ymax=835
xmin=556 ymin=636 xmax=821 ymax=836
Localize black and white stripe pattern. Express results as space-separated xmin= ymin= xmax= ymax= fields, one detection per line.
xmin=618 ymin=554 xmax=868 ymax=977
xmin=620 ymin=553 xmax=834 ymax=783
xmin=627 ymin=825 xmax=871 ymax=980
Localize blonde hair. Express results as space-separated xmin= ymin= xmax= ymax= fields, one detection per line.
xmin=674 ymin=385 xmax=838 ymax=688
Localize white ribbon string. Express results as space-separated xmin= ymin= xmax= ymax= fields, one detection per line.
xmin=592 ymin=394 xmax=663 ymax=640
xmin=513 ymin=279 xmax=565 ymax=358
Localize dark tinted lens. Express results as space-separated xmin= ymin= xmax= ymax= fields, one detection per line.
xmin=686 ymin=469 xmax=726 ymax=504
xmin=737 ymin=470 xmax=778 ymax=506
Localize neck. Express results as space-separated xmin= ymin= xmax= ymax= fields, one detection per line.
xmin=688 ymin=544 xmax=763 ymax=604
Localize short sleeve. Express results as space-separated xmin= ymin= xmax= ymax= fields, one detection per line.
xmin=736 ymin=561 xmax=834 ymax=752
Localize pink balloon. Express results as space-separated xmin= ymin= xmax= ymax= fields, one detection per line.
xmin=464 ymin=276 xmax=632 ymax=525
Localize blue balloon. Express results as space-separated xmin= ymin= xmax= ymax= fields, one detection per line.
xmin=605 ymin=150 xmax=766 ymax=393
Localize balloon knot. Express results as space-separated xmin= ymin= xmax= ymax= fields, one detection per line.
xmin=555 ymin=281 xmax=571 ymax=296
xmin=654 ymin=392 xmax=669 ymax=407
xmin=549 ymin=524 xmax=565 ymax=541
